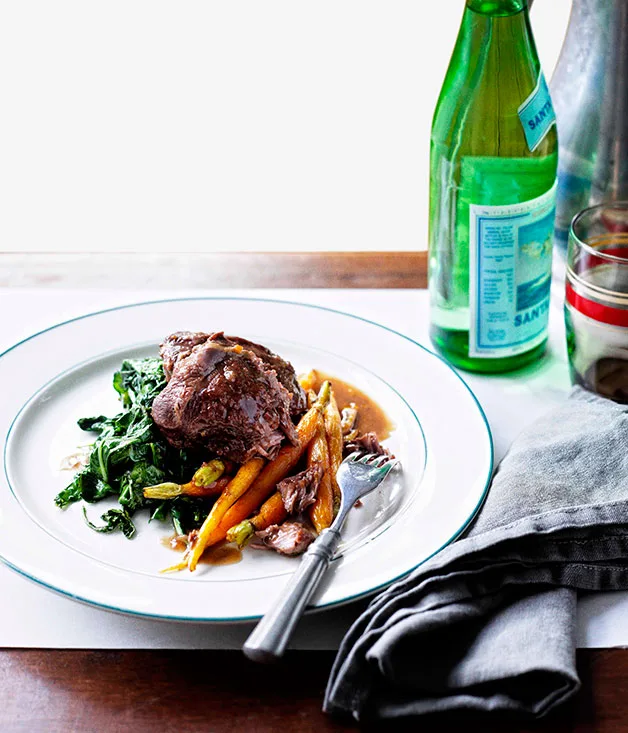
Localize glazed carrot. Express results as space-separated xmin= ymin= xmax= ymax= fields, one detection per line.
xmin=144 ymin=476 xmax=229 ymax=499
xmin=297 ymin=369 xmax=319 ymax=392
xmin=218 ymin=394 xmax=329 ymax=544
xmin=217 ymin=448 xmax=299 ymax=533
xmin=161 ymin=559 xmax=189 ymax=574
xmin=144 ymin=459 xmax=226 ymax=499
xmin=215 ymin=403 xmax=324 ymax=540
xmin=188 ymin=392 xmax=329 ymax=565
xmin=324 ymin=387 xmax=343 ymax=513
xmin=251 ymin=491 xmax=286 ymax=530
xmin=226 ymin=391 xmax=333 ymax=547
xmin=308 ymin=411 xmax=334 ymax=533
xmin=186 ymin=457 xmax=265 ymax=571
xmin=226 ymin=491 xmax=287 ymax=548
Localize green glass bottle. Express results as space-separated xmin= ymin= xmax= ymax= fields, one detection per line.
xmin=428 ymin=0 xmax=558 ymax=373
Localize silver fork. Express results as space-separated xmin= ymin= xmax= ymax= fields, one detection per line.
xmin=243 ymin=452 xmax=399 ymax=663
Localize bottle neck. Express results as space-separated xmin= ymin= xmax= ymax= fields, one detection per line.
xmin=452 ymin=0 xmax=541 ymax=126
xmin=460 ymin=0 xmax=533 ymax=55
xmin=466 ymin=0 xmax=527 ymax=17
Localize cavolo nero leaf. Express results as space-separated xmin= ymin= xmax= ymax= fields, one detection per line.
xmin=77 ymin=415 xmax=109 ymax=433
xmin=78 ymin=471 xmax=115 ymax=503
xmin=56 ymin=357 xmax=203 ymax=539
xmin=169 ymin=497 xmax=208 ymax=537
xmin=82 ymin=506 xmax=136 ymax=539
xmin=54 ymin=475 xmax=84 ymax=509
xmin=55 ymin=470 xmax=114 ymax=508
xmin=119 ymin=463 xmax=166 ymax=512
xmin=149 ymin=501 xmax=170 ymax=523
xmin=113 ymin=358 xmax=167 ymax=409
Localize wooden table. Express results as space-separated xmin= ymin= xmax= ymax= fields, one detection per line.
xmin=1 ymin=251 xmax=626 ymax=733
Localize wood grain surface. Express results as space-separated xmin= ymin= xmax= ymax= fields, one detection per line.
xmin=1 ymin=251 xmax=627 ymax=732
xmin=0 ymin=648 xmax=626 ymax=733
xmin=0 ymin=251 xmax=427 ymax=289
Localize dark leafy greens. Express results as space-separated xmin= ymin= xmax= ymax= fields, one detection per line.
xmin=56 ymin=357 xmax=207 ymax=538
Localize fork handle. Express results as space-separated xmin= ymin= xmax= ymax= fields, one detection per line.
xmin=243 ymin=527 xmax=342 ymax=663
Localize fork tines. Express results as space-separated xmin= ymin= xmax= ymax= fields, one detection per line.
xmin=349 ymin=452 xmax=391 ymax=468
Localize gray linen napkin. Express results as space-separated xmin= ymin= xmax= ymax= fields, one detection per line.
xmin=324 ymin=387 xmax=628 ymax=721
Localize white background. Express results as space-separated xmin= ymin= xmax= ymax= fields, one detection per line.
xmin=0 ymin=1 xmax=571 ymax=254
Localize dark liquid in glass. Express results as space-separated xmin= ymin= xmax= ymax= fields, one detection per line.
xmin=566 ymin=263 xmax=628 ymax=403
xmin=572 ymin=357 xmax=628 ymax=403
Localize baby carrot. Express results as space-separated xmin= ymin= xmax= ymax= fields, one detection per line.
xmin=324 ymin=387 xmax=343 ymax=512
xmin=308 ymin=412 xmax=334 ymax=533
xmin=215 ymin=400 xmax=325 ymax=539
xmin=187 ymin=457 xmax=265 ymax=571
xmin=226 ymin=491 xmax=287 ymax=548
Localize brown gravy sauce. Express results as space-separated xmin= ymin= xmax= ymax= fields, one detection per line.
xmin=310 ymin=371 xmax=393 ymax=440
xmin=161 ymin=535 xmax=242 ymax=566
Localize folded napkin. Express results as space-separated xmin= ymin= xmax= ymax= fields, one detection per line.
xmin=325 ymin=387 xmax=628 ymax=722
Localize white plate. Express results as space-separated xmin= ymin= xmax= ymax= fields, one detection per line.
xmin=0 ymin=298 xmax=492 ymax=622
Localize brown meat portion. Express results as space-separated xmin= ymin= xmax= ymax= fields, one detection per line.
xmin=210 ymin=333 xmax=307 ymax=417
xmin=159 ymin=331 xmax=306 ymax=417
xmin=277 ymin=463 xmax=323 ymax=514
xmin=344 ymin=432 xmax=391 ymax=458
xmin=152 ymin=337 xmax=298 ymax=463
xmin=252 ymin=521 xmax=317 ymax=556
xmin=160 ymin=331 xmax=210 ymax=380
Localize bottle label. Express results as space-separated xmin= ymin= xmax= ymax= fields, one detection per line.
xmin=468 ymin=182 xmax=557 ymax=359
xmin=518 ymin=74 xmax=556 ymax=152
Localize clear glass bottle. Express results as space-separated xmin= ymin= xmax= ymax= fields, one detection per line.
xmin=429 ymin=0 xmax=558 ymax=373
xmin=551 ymin=0 xmax=628 ymax=254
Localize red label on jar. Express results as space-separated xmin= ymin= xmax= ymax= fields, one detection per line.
xmin=566 ymin=282 xmax=628 ymax=327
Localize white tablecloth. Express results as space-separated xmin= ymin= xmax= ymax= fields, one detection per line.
xmin=0 ymin=287 xmax=624 ymax=648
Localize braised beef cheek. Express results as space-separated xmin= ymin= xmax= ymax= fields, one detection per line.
xmin=152 ymin=333 xmax=304 ymax=463
xmin=210 ymin=333 xmax=307 ymax=417
xmin=158 ymin=331 xmax=306 ymax=417
xmin=160 ymin=331 xmax=210 ymax=380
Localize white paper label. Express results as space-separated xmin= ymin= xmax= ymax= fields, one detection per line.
xmin=468 ymin=183 xmax=557 ymax=359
